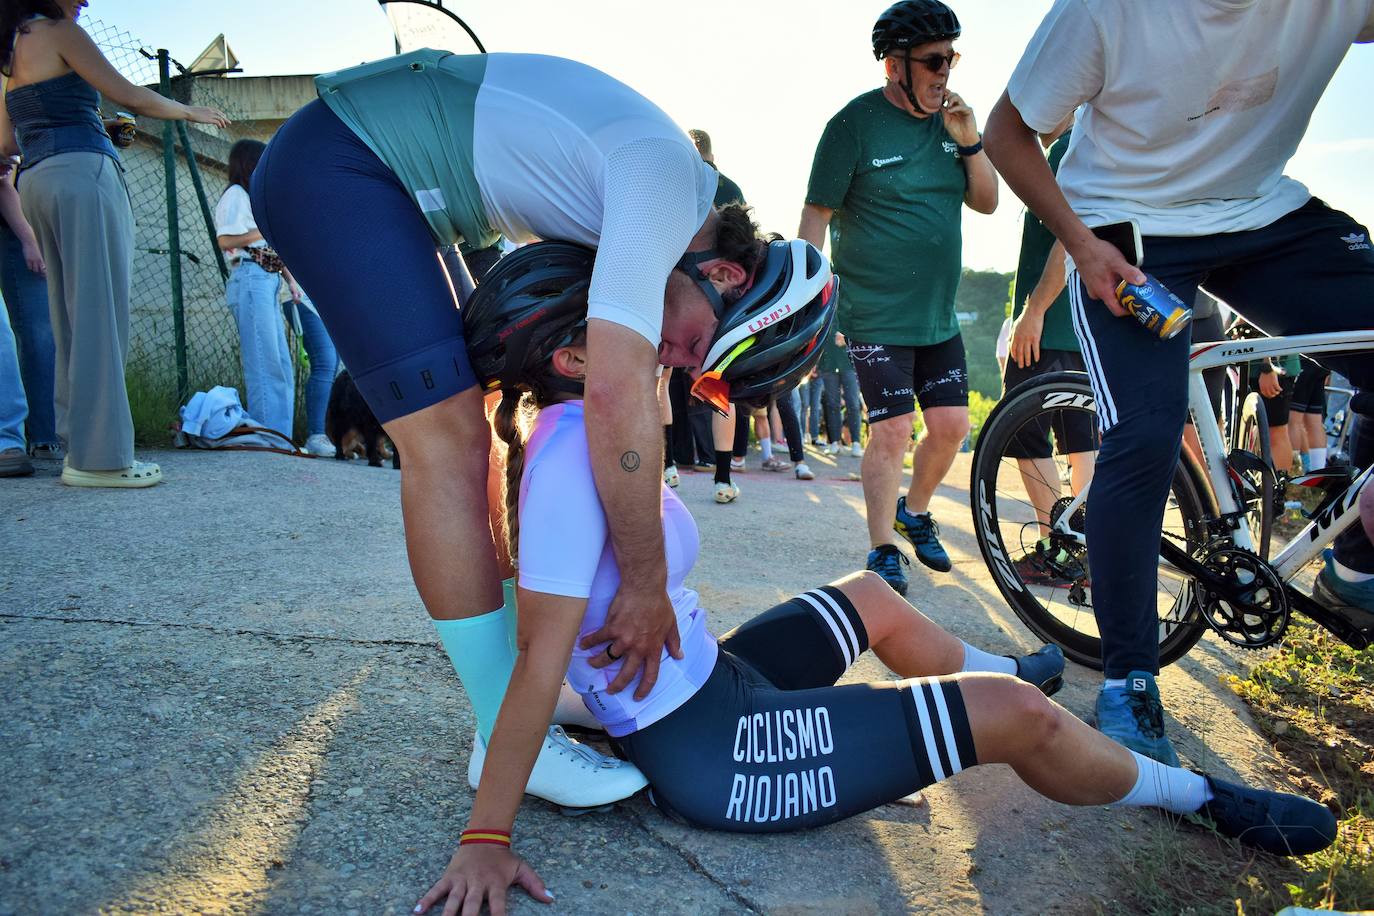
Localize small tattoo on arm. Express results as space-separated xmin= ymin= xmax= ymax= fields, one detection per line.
xmin=620 ymin=450 xmax=641 ymax=472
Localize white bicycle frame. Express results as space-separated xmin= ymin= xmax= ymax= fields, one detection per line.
xmin=1048 ymin=330 xmax=1374 ymax=583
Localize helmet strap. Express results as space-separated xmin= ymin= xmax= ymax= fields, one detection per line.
xmin=899 ymin=47 xmax=940 ymax=118
xmin=675 ymin=249 xmax=728 ymax=318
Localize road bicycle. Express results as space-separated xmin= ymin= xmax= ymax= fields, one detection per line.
xmin=970 ymin=330 xmax=1374 ymax=669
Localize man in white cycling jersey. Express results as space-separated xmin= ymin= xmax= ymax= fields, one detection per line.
xmin=984 ymin=0 xmax=1374 ymax=765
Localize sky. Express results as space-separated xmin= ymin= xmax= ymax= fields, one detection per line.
xmin=94 ymin=0 xmax=1374 ymax=273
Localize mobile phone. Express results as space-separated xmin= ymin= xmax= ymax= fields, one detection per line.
xmin=1092 ymin=220 xmax=1143 ymax=267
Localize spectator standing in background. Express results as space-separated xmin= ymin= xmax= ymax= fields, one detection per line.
xmin=216 ymin=139 xmax=297 ymax=440
xmin=689 ymin=129 xmax=745 ymax=208
xmin=800 ymin=0 xmax=997 ymax=596
xmin=0 ymin=163 xmax=53 ymax=462
xmin=689 ymin=128 xmax=750 ymax=503
xmin=1002 ymin=119 xmax=1096 ymax=554
xmin=0 ymin=0 xmax=228 ymax=487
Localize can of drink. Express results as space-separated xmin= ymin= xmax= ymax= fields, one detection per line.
xmin=1115 ymin=273 xmax=1192 ymax=340
xmin=113 ymin=112 xmax=136 ymax=147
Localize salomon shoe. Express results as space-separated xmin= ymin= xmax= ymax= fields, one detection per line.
xmin=867 ymin=544 xmax=911 ymax=597
xmin=1094 ymin=671 xmax=1180 ymax=766
xmin=468 ymin=725 xmax=648 ymax=809
xmin=893 ymin=497 xmax=952 ymax=572
xmin=1193 ymin=773 xmax=1337 ymax=856
xmin=1013 ymin=644 xmax=1065 ymax=697
xmin=714 ymin=481 xmax=740 ymax=504
xmin=1313 ymin=549 xmax=1374 ymax=628
xmin=663 ymin=465 xmax=680 ymax=488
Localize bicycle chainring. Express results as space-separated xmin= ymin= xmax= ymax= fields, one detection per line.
xmin=1196 ymin=546 xmax=1289 ymax=648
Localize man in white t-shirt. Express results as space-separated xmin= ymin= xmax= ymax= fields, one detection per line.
xmin=984 ymin=0 xmax=1374 ymax=764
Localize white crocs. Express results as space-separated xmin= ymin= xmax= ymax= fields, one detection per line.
xmin=467 ymin=725 xmax=647 ymax=808
xmin=61 ymin=459 xmax=162 ymax=488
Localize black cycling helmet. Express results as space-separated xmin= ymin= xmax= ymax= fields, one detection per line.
xmin=689 ymin=239 xmax=838 ymax=413
xmin=462 ymin=240 xmax=594 ymax=399
xmin=872 ymin=0 xmax=961 ymax=59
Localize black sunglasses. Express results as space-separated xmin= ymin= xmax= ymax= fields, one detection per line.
xmin=909 ymin=51 xmax=960 ymax=73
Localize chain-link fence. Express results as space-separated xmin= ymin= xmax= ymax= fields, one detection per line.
xmin=84 ymin=16 xmax=312 ymax=443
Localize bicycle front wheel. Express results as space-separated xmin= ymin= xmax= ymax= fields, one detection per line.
xmin=971 ymin=372 xmax=1209 ymax=669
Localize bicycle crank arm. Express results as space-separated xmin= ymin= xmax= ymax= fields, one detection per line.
xmin=1285 ymin=585 xmax=1373 ymax=650
xmin=1160 ymin=536 xmax=1373 ymax=649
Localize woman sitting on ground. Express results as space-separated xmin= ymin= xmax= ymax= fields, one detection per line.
xmin=418 ymin=240 xmax=1336 ymax=915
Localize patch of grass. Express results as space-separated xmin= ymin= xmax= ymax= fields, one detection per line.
xmin=1104 ymin=818 xmax=1302 ymax=916
xmin=1225 ymin=619 xmax=1374 ymax=911
xmin=1106 ymin=618 xmax=1372 ymax=914
xmin=125 ymin=368 xmax=183 ymax=448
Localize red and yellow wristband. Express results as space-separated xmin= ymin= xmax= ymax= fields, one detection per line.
xmin=459 ymin=827 xmax=512 ymax=848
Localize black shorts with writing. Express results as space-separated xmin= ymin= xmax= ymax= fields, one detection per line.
xmin=1002 ymin=348 xmax=1099 ymax=459
xmin=617 ymin=586 xmax=977 ymax=833
xmin=846 ymin=334 xmax=969 ymax=422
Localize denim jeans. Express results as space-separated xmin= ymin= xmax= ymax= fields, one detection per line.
xmin=284 ymin=297 xmax=338 ymax=437
xmin=805 ymin=377 xmax=824 ymax=439
xmin=821 ymin=368 xmax=863 ymax=443
xmin=0 ymin=221 xmax=55 ymax=447
xmin=227 ymin=260 xmax=294 ymax=436
xmin=0 ymin=295 xmax=27 ymax=451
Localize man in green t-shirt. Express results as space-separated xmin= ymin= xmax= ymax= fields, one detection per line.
xmin=689 ymin=129 xmax=746 ymax=208
xmin=1002 ymin=119 xmax=1098 ymax=585
xmin=799 ymin=0 xmax=997 ymax=595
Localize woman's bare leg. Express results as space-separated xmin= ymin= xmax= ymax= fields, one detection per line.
xmin=959 ymin=675 xmax=1136 ymax=805
xmin=832 ymin=570 xmax=966 ymax=675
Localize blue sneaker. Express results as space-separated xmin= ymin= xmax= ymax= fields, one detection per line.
xmin=1094 ymin=670 xmax=1180 ymax=766
xmin=893 ymin=497 xmax=952 ymax=572
xmin=867 ymin=545 xmax=911 ymax=597
xmin=1013 ymin=644 xmax=1065 ymax=696
xmin=1193 ymin=773 xmax=1337 ymax=856
xmin=1313 ymin=549 xmax=1374 ymax=629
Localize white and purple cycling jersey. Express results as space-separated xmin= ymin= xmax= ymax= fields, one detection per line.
xmin=517 ymin=401 xmax=718 ymax=736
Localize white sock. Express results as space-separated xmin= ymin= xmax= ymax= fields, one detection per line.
xmin=960 ymin=641 xmax=1018 ymax=676
xmin=1102 ymin=678 xmax=1128 ymax=690
xmin=1308 ymin=446 xmax=1327 ymax=469
xmin=1332 ymin=555 xmax=1374 ymax=583
xmin=1110 ymin=750 xmax=1212 ymax=815
xmin=760 ymin=438 xmax=773 ymax=461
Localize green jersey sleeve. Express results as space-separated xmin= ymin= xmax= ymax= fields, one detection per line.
xmin=805 ymin=117 xmax=859 ymax=210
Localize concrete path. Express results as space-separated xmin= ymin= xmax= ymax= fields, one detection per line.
xmin=1 ymin=447 xmax=1290 ymax=915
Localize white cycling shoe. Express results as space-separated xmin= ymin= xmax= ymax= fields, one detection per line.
xmin=467 ymin=724 xmax=648 ymax=809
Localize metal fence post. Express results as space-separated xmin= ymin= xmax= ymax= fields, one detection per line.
xmin=175 ymin=111 xmax=229 ymax=283
xmin=158 ymin=49 xmax=189 ymax=404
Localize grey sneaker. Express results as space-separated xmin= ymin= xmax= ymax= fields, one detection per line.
xmin=0 ymin=447 xmax=34 ymax=477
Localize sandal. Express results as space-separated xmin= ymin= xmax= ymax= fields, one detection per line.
xmin=61 ymin=459 xmax=163 ymax=488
